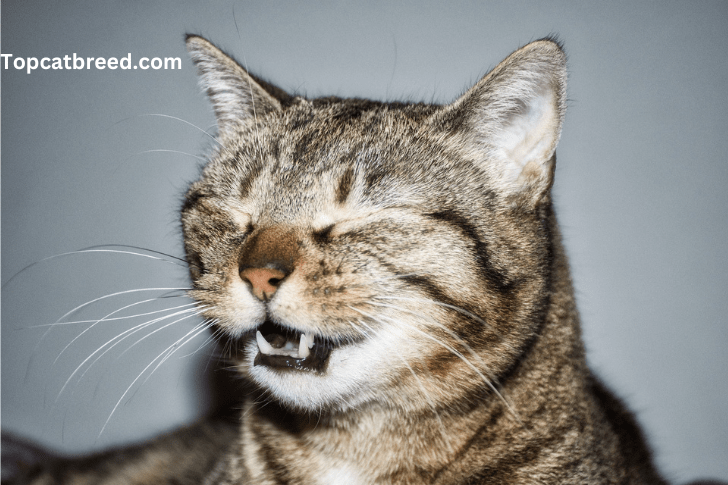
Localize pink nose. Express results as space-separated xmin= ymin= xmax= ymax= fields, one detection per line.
xmin=240 ymin=267 xmax=287 ymax=301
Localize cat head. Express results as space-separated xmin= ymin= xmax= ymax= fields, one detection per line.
xmin=182 ymin=35 xmax=566 ymax=413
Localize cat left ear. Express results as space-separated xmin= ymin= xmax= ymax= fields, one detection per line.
xmin=433 ymin=39 xmax=567 ymax=206
xmin=186 ymin=35 xmax=284 ymax=135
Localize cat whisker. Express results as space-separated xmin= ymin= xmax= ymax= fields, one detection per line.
xmin=3 ymin=248 xmax=188 ymax=290
xmin=134 ymin=318 xmax=214 ymax=391
xmin=24 ymin=288 xmax=190 ymax=383
xmin=117 ymin=306 xmax=210 ymax=361
xmin=130 ymin=113 xmax=222 ymax=148
xmin=349 ymin=319 xmax=454 ymax=453
xmin=199 ymin=327 xmax=228 ymax=373
xmin=240 ymin=393 xmax=275 ymax=421
xmin=98 ymin=321 xmax=213 ymax=439
xmin=51 ymin=287 xmax=191 ymax=328
xmin=29 ymin=299 xmax=197 ymax=328
xmin=374 ymin=295 xmax=491 ymax=329
xmin=350 ymin=317 xmax=454 ymax=454
xmin=368 ymin=299 xmax=496 ymax=381
xmin=134 ymin=149 xmax=207 ymax=162
xmin=81 ymin=244 xmax=196 ymax=269
xmin=92 ymin=312 xmax=210 ymax=401
xmin=354 ymin=273 xmax=420 ymax=287
xmin=49 ymin=304 xmax=201 ymax=405
xmin=370 ymin=296 xmax=493 ymax=368
xmin=350 ymin=318 xmax=375 ymax=340
xmin=52 ymin=295 xmax=196 ymax=366
xmin=55 ymin=306 xmax=205 ymax=403
xmin=216 ymin=329 xmax=236 ymax=362
xmin=179 ymin=321 xmax=221 ymax=359
xmin=350 ymin=303 xmax=523 ymax=427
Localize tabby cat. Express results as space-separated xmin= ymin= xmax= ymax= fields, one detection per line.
xmin=4 ymin=35 xmax=677 ymax=484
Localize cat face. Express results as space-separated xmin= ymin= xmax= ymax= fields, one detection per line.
xmin=181 ymin=36 xmax=566 ymax=413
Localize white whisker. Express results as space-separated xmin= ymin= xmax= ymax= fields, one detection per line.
xmin=134 ymin=113 xmax=222 ymax=147
xmin=30 ymin=300 xmax=197 ymax=328
xmin=97 ymin=321 xmax=212 ymax=439
xmin=375 ymin=295 xmax=491 ymax=328
xmin=136 ymin=149 xmax=206 ymax=162
xmin=55 ymin=306 xmax=203 ymax=402
xmin=349 ymin=304 xmax=523 ymax=426
xmin=352 ymin=315 xmax=452 ymax=451
xmin=180 ymin=324 xmax=220 ymax=359
xmin=81 ymin=244 xmax=192 ymax=267
xmin=117 ymin=306 xmax=209 ymax=360
xmin=3 ymin=249 xmax=188 ymax=290
xmin=52 ymin=294 xmax=194 ymax=365
xmin=368 ymin=273 xmax=419 ymax=285
xmin=132 ymin=318 xmax=215 ymax=399
xmin=84 ymin=310 xmax=205 ymax=396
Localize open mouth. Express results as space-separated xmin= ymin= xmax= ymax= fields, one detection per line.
xmin=253 ymin=320 xmax=332 ymax=373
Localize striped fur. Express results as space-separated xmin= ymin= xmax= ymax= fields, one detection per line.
xmin=179 ymin=35 xmax=666 ymax=484
xmin=6 ymin=36 xmax=669 ymax=485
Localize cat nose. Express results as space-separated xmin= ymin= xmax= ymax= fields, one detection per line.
xmin=240 ymin=266 xmax=287 ymax=301
xmin=238 ymin=226 xmax=300 ymax=301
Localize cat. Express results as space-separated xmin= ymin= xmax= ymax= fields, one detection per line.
xmin=6 ymin=34 xmax=709 ymax=484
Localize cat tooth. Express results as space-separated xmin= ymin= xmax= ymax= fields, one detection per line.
xmin=306 ymin=333 xmax=315 ymax=349
xmin=282 ymin=340 xmax=296 ymax=351
xmin=298 ymin=334 xmax=310 ymax=359
xmin=256 ymin=331 xmax=274 ymax=355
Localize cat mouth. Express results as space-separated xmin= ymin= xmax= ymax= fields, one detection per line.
xmin=253 ymin=320 xmax=332 ymax=373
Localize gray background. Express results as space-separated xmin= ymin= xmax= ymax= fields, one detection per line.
xmin=2 ymin=1 xmax=726 ymax=482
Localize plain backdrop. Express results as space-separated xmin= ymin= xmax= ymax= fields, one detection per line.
xmin=2 ymin=1 xmax=727 ymax=483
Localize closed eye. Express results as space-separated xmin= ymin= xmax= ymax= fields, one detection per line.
xmin=312 ymin=224 xmax=335 ymax=244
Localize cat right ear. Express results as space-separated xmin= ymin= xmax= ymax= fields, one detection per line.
xmin=185 ymin=35 xmax=284 ymax=135
xmin=432 ymin=39 xmax=567 ymax=207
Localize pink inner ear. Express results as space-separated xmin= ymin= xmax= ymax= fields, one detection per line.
xmin=492 ymin=88 xmax=560 ymax=190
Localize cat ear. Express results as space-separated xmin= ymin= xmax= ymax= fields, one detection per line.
xmin=434 ymin=39 xmax=567 ymax=206
xmin=185 ymin=35 xmax=284 ymax=134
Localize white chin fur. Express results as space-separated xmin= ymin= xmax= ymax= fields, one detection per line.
xmin=245 ymin=335 xmax=392 ymax=411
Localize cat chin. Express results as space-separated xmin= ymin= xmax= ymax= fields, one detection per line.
xmin=242 ymin=336 xmax=396 ymax=412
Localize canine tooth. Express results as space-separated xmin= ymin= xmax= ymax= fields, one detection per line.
xmin=298 ymin=334 xmax=310 ymax=359
xmin=306 ymin=333 xmax=315 ymax=349
xmin=256 ymin=331 xmax=274 ymax=355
